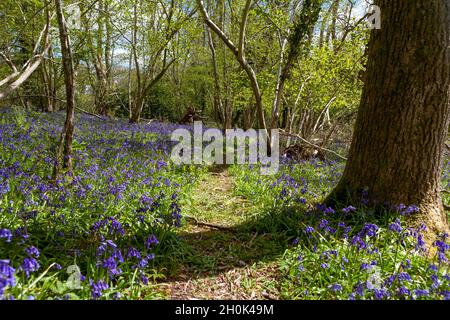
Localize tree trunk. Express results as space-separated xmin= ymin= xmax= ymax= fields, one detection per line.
xmin=326 ymin=0 xmax=450 ymax=237
xmin=53 ymin=0 xmax=76 ymax=178
xmin=130 ymin=94 xmax=144 ymax=123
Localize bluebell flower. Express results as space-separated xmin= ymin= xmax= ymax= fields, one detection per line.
xmin=140 ymin=274 xmax=149 ymax=285
xmin=303 ymin=226 xmax=315 ymax=235
xmin=433 ymin=240 xmax=449 ymax=253
xmin=414 ymin=289 xmax=429 ymax=298
xmin=428 ymin=264 xmax=438 ymax=273
xmin=0 ymin=229 xmax=12 ymax=242
xmin=415 ymin=235 xmax=426 ymax=252
xmin=441 ymin=291 xmax=449 ymax=300
xmin=20 ymin=257 xmax=40 ymax=278
xmin=398 ymin=287 xmax=410 ymax=296
xmin=350 ymin=235 xmax=366 ymax=250
xmin=388 ymin=219 xmax=402 ymax=233
xmin=0 ymin=260 xmax=16 ymax=297
xmin=25 ymin=246 xmax=40 ymax=258
xmin=431 ymin=274 xmax=440 ymax=290
xmin=90 ymin=280 xmax=109 ymax=299
xmin=398 ymin=272 xmax=411 ymax=282
xmin=438 ymin=252 xmax=448 ymax=263
xmin=145 ymin=235 xmax=159 ymax=249
xmin=360 ymin=263 xmax=369 ymax=271
xmin=319 ymin=220 xmax=329 ymax=229
xmin=328 ymin=283 xmax=342 ymax=292
xmin=342 ymin=206 xmax=356 ymax=214
xmin=354 ymin=283 xmax=365 ymax=296
xmin=374 ymin=289 xmax=388 ymax=300
xmin=126 ymin=247 xmax=142 ymax=260
xmin=360 ymin=223 xmax=379 ymax=237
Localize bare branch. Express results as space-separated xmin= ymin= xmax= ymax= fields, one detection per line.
xmin=279 ymin=129 xmax=348 ymax=161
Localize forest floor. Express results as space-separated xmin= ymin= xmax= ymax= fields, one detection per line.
xmin=155 ymin=167 xmax=286 ymax=300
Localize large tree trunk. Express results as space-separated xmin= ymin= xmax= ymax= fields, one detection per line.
xmin=327 ymin=0 xmax=450 ymax=237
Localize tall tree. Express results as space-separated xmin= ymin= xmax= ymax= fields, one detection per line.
xmin=53 ymin=0 xmax=75 ymax=178
xmin=327 ymin=1 xmax=450 ymax=238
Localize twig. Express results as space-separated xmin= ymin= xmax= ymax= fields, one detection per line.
xmin=74 ymin=106 xmax=105 ymax=120
xmin=184 ymin=215 xmax=233 ymax=231
xmin=261 ymin=291 xmax=278 ymax=300
xmin=279 ymin=129 xmax=348 ymax=161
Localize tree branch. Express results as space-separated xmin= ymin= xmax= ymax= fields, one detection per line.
xmin=279 ymin=129 xmax=348 ymax=161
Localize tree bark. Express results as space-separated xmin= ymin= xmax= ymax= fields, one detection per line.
xmin=326 ymin=0 xmax=450 ymax=237
xmin=53 ymin=0 xmax=76 ymax=178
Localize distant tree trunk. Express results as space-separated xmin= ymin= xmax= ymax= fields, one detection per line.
xmin=40 ymin=44 xmax=56 ymax=112
xmin=53 ymin=0 xmax=75 ymax=178
xmin=326 ymin=0 xmax=450 ymax=237
xmin=206 ymin=25 xmax=224 ymax=125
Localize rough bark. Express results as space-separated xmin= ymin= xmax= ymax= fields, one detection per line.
xmin=326 ymin=0 xmax=450 ymax=237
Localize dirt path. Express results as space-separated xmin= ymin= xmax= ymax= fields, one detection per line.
xmin=155 ymin=168 xmax=283 ymax=300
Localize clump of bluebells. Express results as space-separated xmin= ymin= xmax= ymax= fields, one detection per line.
xmin=284 ymin=211 xmax=449 ymax=300
xmin=0 ymin=109 xmax=204 ymax=299
xmin=232 ymin=160 xmax=450 ymax=300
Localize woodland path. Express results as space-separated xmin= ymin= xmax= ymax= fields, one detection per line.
xmin=155 ymin=167 xmax=284 ymax=300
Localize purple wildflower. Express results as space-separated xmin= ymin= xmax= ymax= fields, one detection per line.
xmin=20 ymin=257 xmax=40 ymax=278
xmin=145 ymin=235 xmax=159 ymax=249
xmin=90 ymin=280 xmax=109 ymax=299
xmin=0 ymin=229 xmax=12 ymax=242
xmin=25 ymin=246 xmax=40 ymax=258
xmin=329 ymin=283 xmax=343 ymax=292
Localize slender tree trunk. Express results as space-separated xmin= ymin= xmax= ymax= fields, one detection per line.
xmin=326 ymin=0 xmax=450 ymax=237
xmin=53 ymin=0 xmax=75 ymax=178
xmin=206 ymin=26 xmax=223 ymax=125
